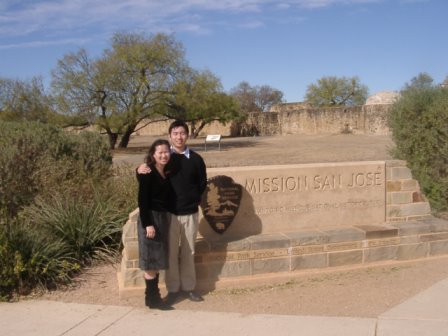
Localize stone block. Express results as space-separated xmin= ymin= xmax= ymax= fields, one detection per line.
xmin=209 ymin=238 xmax=251 ymax=252
xmin=321 ymin=227 xmax=365 ymax=243
xmin=386 ymin=181 xmax=402 ymax=192
xmin=195 ymin=239 xmax=210 ymax=254
xmin=355 ymin=224 xmax=398 ymax=239
xmin=195 ymin=263 xmax=209 ymax=280
xmin=427 ymin=217 xmax=448 ymax=233
xmin=429 ymin=240 xmax=448 ymax=256
xmin=202 ymin=251 xmax=248 ymax=263
xmin=128 ymin=208 xmax=140 ymax=222
xmin=124 ymin=241 xmax=139 ymax=261
xmin=386 ymin=205 xmax=402 ymax=218
xmin=412 ymin=191 xmax=426 ymax=202
xmin=291 ymin=253 xmax=327 ymax=270
xmin=365 ymin=237 xmax=400 ymax=247
xmin=248 ymin=233 xmax=290 ymax=249
xmin=399 ymin=202 xmax=431 ymax=217
xmin=219 ymin=260 xmax=252 ymax=278
xmin=283 ymin=230 xmax=329 ymax=246
xmin=391 ymin=221 xmax=432 ymax=236
xmin=326 ymin=241 xmax=362 ymax=252
xmin=387 ymin=166 xmax=412 ymax=180
xmin=400 ymin=236 xmax=421 ymax=244
xmin=198 ymin=260 xmax=251 ymax=280
xmin=386 ymin=160 xmax=407 ymax=168
xmin=397 ymin=243 xmax=429 ymax=260
xmin=328 ymin=250 xmax=363 ymax=267
xmin=389 ymin=192 xmax=413 ymax=204
xmin=420 ymin=232 xmax=448 ymax=242
xmin=252 ymin=248 xmax=289 ymax=259
xmin=120 ymin=268 xmax=145 ymax=288
xmin=121 ymin=218 xmax=138 ymax=243
xmin=406 ymin=215 xmax=432 ymax=221
xmin=252 ymin=257 xmax=290 ymax=275
xmin=364 ymin=246 xmax=398 ymax=263
xmin=401 ymin=179 xmax=419 ymax=191
xmin=291 ymin=245 xmax=325 ymax=255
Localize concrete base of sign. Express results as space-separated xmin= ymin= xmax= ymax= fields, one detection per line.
xmin=118 ymin=216 xmax=448 ymax=298
xmin=117 ymin=160 xmax=440 ymax=298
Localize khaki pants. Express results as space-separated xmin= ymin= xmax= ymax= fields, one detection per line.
xmin=165 ymin=213 xmax=198 ymax=293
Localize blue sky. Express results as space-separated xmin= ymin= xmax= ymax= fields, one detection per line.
xmin=0 ymin=0 xmax=446 ymax=102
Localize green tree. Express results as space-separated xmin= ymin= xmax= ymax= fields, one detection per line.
xmin=403 ymin=72 xmax=434 ymax=91
xmin=161 ymin=69 xmax=240 ymax=138
xmin=0 ymin=77 xmax=57 ymax=123
xmin=388 ymin=74 xmax=448 ymax=210
xmin=52 ymin=32 xmax=185 ymax=149
xmin=230 ymin=81 xmax=284 ymax=113
xmin=305 ymin=76 xmax=368 ymax=107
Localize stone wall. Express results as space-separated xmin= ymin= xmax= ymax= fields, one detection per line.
xmin=117 ymin=159 xmax=442 ymax=297
xmin=243 ymin=104 xmax=391 ymax=136
xmin=134 ymin=118 xmax=236 ymax=137
xmin=129 ymin=104 xmax=391 ymax=138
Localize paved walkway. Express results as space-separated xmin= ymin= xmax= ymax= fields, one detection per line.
xmin=2 ymin=275 xmax=447 ymax=336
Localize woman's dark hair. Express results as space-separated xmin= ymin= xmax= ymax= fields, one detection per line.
xmin=145 ymin=139 xmax=170 ymax=165
xmin=168 ymin=120 xmax=189 ymax=135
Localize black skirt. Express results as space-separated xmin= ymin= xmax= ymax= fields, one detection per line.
xmin=137 ymin=210 xmax=170 ymax=270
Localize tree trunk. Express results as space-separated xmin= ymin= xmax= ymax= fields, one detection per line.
xmin=118 ymin=125 xmax=136 ymax=148
xmin=192 ymin=121 xmax=207 ymax=139
xmin=108 ymin=132 xmax=118 ymax=150
xmin=189 ymin=121 xmax=197 ymax=139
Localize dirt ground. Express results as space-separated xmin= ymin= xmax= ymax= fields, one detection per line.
xmin=38 ymin=134 xmax=448 ymax=317
xmin=113 ymin=133 xmax=396 ymax=168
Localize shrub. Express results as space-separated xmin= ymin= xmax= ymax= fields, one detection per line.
xmin=22 ymin=189 xmax=126 ymax=265
xmin=0 ymin=121 xmax=112 ymax=218
xmin=0 ymin=121 xmax=132 ymax=299
xmin=387 ymin=86 xmax=448 ymax=210
xmin=0 ymin=212 xmax=80 ymax=300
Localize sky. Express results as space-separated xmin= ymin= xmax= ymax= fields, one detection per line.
xmin=0 ymin=0 xmax=446 ymax=103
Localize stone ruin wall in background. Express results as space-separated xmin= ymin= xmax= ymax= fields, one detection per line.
xmin=135 ymin=103 xmax=392 ymax=138
xmin=243 ymin=104 xmax=391 ymax=137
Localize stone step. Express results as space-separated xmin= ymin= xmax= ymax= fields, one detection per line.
xmin=194 ymin=217 xmax=448 ymax=283
xmin=118 ymin=216 xmax=448 ymax=298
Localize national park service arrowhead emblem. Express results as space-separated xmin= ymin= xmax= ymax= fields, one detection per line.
xmin=200 ymin=175 xmax=242 ymax=234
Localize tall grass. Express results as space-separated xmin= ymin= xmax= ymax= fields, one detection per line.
xmin=0 ymin=121 xmax=137 ymax=300
xmin=0 ymin=213 xmax=80 ymax=300
xmin=22 ymin=190 xmax=126 ymax=265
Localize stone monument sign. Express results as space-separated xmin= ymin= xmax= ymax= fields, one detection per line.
xmin=199 ymin=161 xmax=386 ymax=238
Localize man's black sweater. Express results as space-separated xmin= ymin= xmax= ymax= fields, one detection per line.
xmin=167 ymin=149 xmax=207 ymax=215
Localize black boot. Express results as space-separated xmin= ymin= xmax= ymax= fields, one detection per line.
xmin=145 ymin=276 xmax=173 ymax=310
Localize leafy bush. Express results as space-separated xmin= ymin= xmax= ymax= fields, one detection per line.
xmin=22 ymin=189 xmax=126 ymax=265
xmin=0 ymin=213 xmax=80 ymax=300
xmin=388 ymin=85 xmax=448 ymax=210
xmin=0 ymin=121 xmax=137 ymax=300
xmin=0 ymin=121 xmax=112 ymax=218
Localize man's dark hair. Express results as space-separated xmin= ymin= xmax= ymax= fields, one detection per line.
xmin=168 ymin=120 xmax=189 ymax=135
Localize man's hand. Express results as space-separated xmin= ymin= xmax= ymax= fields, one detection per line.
xmin=137 ymin=163 xmax=151 ymax=174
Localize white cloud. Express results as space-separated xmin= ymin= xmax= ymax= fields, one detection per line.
xmin=0 ymin=0 xmax=387 ymax=47
xmin=0 ymin=37 xmax=91 ymax=50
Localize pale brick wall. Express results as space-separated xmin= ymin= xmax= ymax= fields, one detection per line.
xmin=385 ymin=160 xmax=432 ymax=221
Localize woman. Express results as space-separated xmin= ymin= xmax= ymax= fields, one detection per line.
xmin=137 ymin=139 xmax=172 ymax=310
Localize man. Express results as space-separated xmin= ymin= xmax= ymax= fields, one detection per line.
xmin=138 ymin=120 xmax=207 ymax=303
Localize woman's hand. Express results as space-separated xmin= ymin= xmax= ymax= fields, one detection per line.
xmin=146 ymin=226 xmax=156 ymax=239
